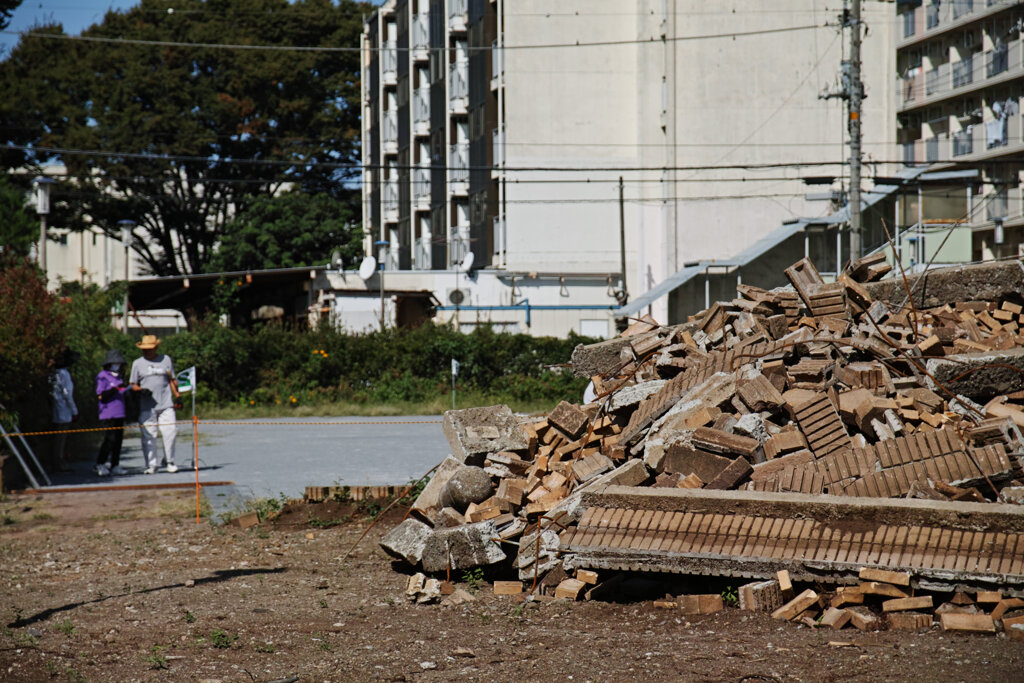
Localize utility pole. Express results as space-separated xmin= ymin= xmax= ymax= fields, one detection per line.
xmin=820 ymin=0 xmax=864 ymax=263
xmin=848 ymin=0 xmax=864 ymax=261
xmin=618 ymin=176 xmax=628 ymax=306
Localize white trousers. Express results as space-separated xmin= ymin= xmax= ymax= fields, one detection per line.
xmin=140 ymin=407 xmax=176 ymax=468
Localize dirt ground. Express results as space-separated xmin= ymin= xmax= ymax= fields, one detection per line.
xmin=2 ymin=489 xmax=1023 ymax=683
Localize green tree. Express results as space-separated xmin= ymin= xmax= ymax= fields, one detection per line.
xmin=0 ymin=177 xmax=36 ymax=256
xmin=0 ymin=0 xmax=366 ymax=276
xmin=0 ymin=1 xmax=21 ymax=30
xmin=212 ymin=192 xmax=362 ymax=272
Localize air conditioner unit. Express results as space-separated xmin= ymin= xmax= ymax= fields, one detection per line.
xmin=446 ymin=288 xmax=470 ymax=305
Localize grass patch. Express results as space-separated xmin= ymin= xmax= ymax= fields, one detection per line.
xmin=209 ymin=629 xmax=237 ymax=649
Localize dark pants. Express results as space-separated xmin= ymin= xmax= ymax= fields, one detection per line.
xmin=97 ymin=418 xmax=125 ymax=468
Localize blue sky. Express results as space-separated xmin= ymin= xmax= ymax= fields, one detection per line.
xmin=2 ymin=1 xmax=138 ymax=56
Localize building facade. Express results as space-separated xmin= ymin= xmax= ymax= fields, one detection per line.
xmin=362 ymin=1 xmax=900 ymax=334
xmin=896 ymin=0 xmax=1024 ymax=263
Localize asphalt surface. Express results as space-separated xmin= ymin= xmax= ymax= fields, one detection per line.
xmin=28 ymin=416 xmax=452 ymax=520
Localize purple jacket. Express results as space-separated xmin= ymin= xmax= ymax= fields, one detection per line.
xmin=96 ymin=369 xmax=127 ymax=420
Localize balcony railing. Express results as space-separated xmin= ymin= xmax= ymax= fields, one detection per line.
xmin=952 ymin=0 xmax=974 ymax=20
xmin=415 ymin=235 xmax=431 ymax=270
xmin=952 ymin=127 xmax=975 ymax=156
xmin=987 ymin=42 xmax=1009 ymax=78
xmin=413 ymin=167 xmax=430 ymax=208
xmin=382 ymin=109 xmax=398 ymax=154
xmin=926 ymin=134 xmax=944 ymax=162
xmin=383 ymin=180 xmax=399 ymax=222
xmin=413 ymin=87 xmax=430 ymax=134
xmin=412 ymin=14 xmax=429 ymax=61
xmin=491 ymin=39 xmax=503 ymax=85
xmin=382 ymin=43 xmax=398 ymax=85
xmin=952 ymin=55 xmax=973 ymax=88
xmin=448 ymin=61 xmax=468 ymax=110
xmin=449 ymin=143 xmax=469 ymax=185
xmin=986 ymin=189 xmax=1009 ymax=221
xmin=492 ymin=126 xmax=504 ymax=169
xmin=925 ymin=64 xmax=947 ymax=96
xmin=448 ymin=0 xmax=467 ymax=32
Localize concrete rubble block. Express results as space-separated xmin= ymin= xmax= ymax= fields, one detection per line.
xmin=607 ymin=380 xmax=666 ymax=414
xmin=734 ymin=413 xmax=769 ymax=444
xmin=442 ymin=405 xmax=528 ymax=466
xmin=690 ymin=426 xmax=761 ymax=461
xmin=863 ymin=260 xmax=1024 ymax=311
xmin=439 ymin=465 xmax=494 ymax=511
xmin=705 ymin=456 xmax=754 ymax=490
xmin=411 ymin=455 xmax=464 ymax=518
xmin=380 ymin=518 xmax=434 ymax=567
xmin=661 ymin=444 xmax=733 ymax=481
xmin=926 ymin=348 xmax=1024 ymax=402
xmin=516 ymin=528 xmax=561 ymax=581
xmin=570 ymin=336 xmax=634 ymax=378
xmin=436 ymin=507 xmax=467 ymax=527
xmin=547 ymin=400 xmax=590 ymax=438
xmin=421 ymin=520 xmax=506 ymax=573
xmin=1000 ymin=487 xmax=1024 ymax=505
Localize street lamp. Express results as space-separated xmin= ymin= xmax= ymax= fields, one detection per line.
xmin=373 ymin=239 xmax=390 ymax=332
xmin=31 ymin=177 xmax=56 ymax=277
xmin=118 ymin=220 xmax=136 ymax=334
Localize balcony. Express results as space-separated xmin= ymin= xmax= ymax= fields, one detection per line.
xmin=412 ymin=14 xmax=429 ymax=62
xmin=449 ymin=142 xmax=469 ymax=192
xmin=413 ymin=167 xmax=431 ymax=211
xmin=383 ymin=180 xmax=399 ymax=223
xmin=382 ymin=109 xmax=398 ymax=155
xmin=952 ymin=126 xmax=976 ymax=156
xmin=952 ymin=55 xmax=974 ymax=88
xmin=448 ymin=61 xmax=468 ymax=114
xmin=986 ymin=189 xmax=1009 ymax=221
xmin=490 ymin=39 xmax=504 ymax=90
xmin=898 ymin=40 xmax=1022 ymax=111
xmin=415 ymin=235 xmax=432 ymax=270
xmin=382 ymin=43 xmax=398 ymax=86
xmin=926 ymin=135 xmax=945 ymax=163
xmin=987 ymin=42 xmax=1009 ymax=78
xmin=491 ymin=125 xmax=504 ymax=173
xmin=952 ymin=0 xmax=974 ymax=20
xmin=413 ymin=87 xmax=430 ymax=136
xmin=448 ymin=0 xmax=467 ymax=32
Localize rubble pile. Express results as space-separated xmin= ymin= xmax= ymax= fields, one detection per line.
xmin=379 ymin=257 xmax=1024 ymax=634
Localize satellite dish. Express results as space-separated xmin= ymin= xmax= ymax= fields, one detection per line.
xmin=330 ymin=249 xmax=342 ymax=269
xmin=358 ymin=255 xmax=377 ymax=280
xmin=460 ymin=251 xmax=475 ymax=272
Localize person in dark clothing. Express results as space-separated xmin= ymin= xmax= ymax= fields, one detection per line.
xmin=95 ymin=349 xmax=129 ymax=476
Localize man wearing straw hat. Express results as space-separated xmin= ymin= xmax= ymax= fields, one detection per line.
xmin=129 ymin=335 xmax=182 ymax=474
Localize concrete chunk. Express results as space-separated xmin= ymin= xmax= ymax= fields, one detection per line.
xmin=379 ymin=518 xmax=434 ymax=567
xmin=439 ymin=465 xmax=494 ymax=511
xmin=442 ymin=405 xmax=528 ymax=466
xmin=607 ymin=380 xmax=667 ymax=413
xmin=421 ymin=520 xmax=506 ymax=573
xmin=411 ymin=455 xmax=464 ymax=518
xmin=548 ymin=400 xmax=590 ymax=438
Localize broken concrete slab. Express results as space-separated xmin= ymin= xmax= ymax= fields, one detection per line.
xmin=379 ymin=518 xmax=434 ymax=567
xmin=421 ymin=520 xmax=507 ymax=573
xmin=439 ymin=465 xmax=494 ymax=510
xmin=547 ymin=401 xmax=590 ymax=438
xmin=606 ymin=380 xmax=666 ymax=414
xmin=863 ymin=260 xmax=1024 ymax=311
xmin=442 ymin=405 xmax=528 ymax=466
xmin=925 ymin=348 xmax=1024 ymax=402
xmin=411 ymin=455 xmax=464 ymax=519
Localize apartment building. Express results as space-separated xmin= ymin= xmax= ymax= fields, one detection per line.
xmin=361 ymin=1 xmax=899 ymax=334
xmin=896 ymin=0 xmax=1024 ymax=263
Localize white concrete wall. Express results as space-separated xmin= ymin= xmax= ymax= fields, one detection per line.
xmin=498 ymin=0 xmax=898 ymax=324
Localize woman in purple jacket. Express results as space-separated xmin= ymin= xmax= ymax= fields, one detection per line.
xmin=95 ymin=349 xmax=129 ymax=476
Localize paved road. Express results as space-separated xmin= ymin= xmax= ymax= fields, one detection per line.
xmin=37 ymin=416 xmax=451 ymax=519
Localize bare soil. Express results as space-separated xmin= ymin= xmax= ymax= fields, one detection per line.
xmin=2 ymin=489 xmax=1023 ymax=682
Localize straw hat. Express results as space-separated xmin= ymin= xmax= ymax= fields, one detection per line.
xmin=135 ymin=334 xmax=161 ymax=350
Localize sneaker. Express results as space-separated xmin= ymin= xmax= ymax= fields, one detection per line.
xmin=166 ymin=464 xmax=178 ymax=473
xmin=110 ymin=466 xmax=125 ymax=476
xmin=96 ymin=464 xmax=110 ymax=477
xmin=144 ymin=466 xmax=156 ymax=475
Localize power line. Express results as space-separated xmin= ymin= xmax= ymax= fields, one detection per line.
xmin=1 ymin=23 xmax=831 ymax=53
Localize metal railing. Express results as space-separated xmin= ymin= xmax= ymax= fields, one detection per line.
xmin=449 ymin=143 xmax=469 ymax=184
xmin=952 ymin=0 xmax=974 ymax=20
xmin=987 ymin=42 xmax=1009 ymax=77
xmin=952 ymin=127 xmax=975 ymax=156
xmin=491 ymin=39 xmax=503 ymax=82
xmin=448 ymin=0 xmax=467 ymax=30
xmin=952 ymin=55 xmax=974 ymax=88
xmin=986 ymin=189 xmax=1009 ymax=220
xmin=413 ymin=87 xmax=430 ymax=130
xmin=448 ymin=61 xmax=467 ymax=108
xmin=492 ymin=126 xmax=504 ymax=168
xmin=412 ymin=14 xmax=429 ymax=60
xmin=413 ymin=167 xmax=430 ymax=206
xmin=383 ymin=180 xmax=399 ymax=221
xmin=382 ymin=109 xmax=398 ymax=153
xmin=926 ymin=135 xmax=944 ymax=162
xmin=382 ymin=43 xmax=398 ymax=84
xmin=415 ymin=236 xmax=431 ymax=270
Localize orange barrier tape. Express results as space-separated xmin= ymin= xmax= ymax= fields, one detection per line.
xmin=4 ymin=418 xmax=443 ymax=438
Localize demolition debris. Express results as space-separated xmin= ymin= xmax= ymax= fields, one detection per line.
xmin=377 ymin=257 xmax=1024 ymax=636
